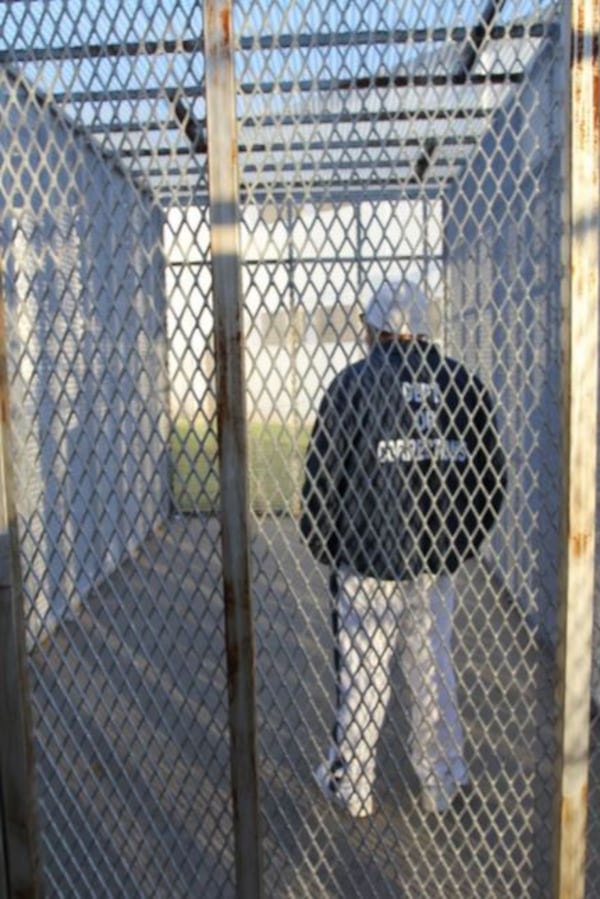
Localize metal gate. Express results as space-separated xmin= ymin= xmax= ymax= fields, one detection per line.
xmin=0 ymin=1 xmax=598 ymax=897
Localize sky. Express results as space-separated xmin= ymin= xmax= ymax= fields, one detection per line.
xmin=0 ymin=0 xmax=557 ymax=53
xmin=0 ymin=0 xmax=559 ymax=192
xmin=0 ymin=0 xmax=559 ymax=115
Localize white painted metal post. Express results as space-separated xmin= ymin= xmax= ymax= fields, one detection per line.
xmin=554 ymin=0 xmax=600 ymax=896
xmin=203 ymin=3 xmax=264 ymax=898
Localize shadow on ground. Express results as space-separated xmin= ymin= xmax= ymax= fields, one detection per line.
xmin=26 ymin=514 xmax=599 ymax=898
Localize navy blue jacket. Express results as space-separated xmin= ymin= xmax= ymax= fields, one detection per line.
xmin=300 ymin=340 xmax=507 ymax=579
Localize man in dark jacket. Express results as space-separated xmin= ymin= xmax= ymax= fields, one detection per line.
xmin=301 ymin=279 xmax=506 ymax=818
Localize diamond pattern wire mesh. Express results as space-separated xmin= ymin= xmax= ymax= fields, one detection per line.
xmin=0 ymin=0 xmax=598 ymax=898
xmin=233 ymin=1 xmax=593 ymax=897
xmin=0 ymin=2 xmax=232 ymax=897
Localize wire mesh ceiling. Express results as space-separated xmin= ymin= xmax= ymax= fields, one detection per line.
xmin=0 ymin=0 xmax=557 ymax=206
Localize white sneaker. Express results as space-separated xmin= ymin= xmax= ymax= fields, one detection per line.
xmin=313 ymin=760 xmax=374 ymax=819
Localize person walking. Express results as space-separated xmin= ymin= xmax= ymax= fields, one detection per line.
xmin=300 ymin=279 xmax=507 ymax=818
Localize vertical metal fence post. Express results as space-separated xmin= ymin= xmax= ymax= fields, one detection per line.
xmin=203 ymin=3 xmax=264 ymax=898
xmin=0 ymin=276 xmax=41 ymax=898
xmin=554 ymin=0 xmax=600 ymax=896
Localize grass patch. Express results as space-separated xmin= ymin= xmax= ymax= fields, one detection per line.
xmin=170 ymin=418 xmax=310 ymax=515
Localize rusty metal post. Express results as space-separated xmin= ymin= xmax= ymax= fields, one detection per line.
xmin=203 ymin=3 xmax=264 ymax=898
xmin=554 ymin=0 xmax=600 ymax=896
xmin=0 ymin=275 xmax=41 ymax=898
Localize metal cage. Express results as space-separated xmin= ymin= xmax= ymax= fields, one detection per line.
xmin=0 ymin=1 xmax=598 ymax=897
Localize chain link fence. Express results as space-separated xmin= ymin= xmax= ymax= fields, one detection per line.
xmin=0 ymin=0 xmax=598 ymax=897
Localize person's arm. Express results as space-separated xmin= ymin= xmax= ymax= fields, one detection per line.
xmin=471 ymin=379 xmax=507 ymax=537
xmin=300 ymin=380 xmax=348 ymax=565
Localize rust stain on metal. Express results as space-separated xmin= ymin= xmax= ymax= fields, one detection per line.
xmin=594 ymin=57 xmax=600 ymax=135
xmin=573 ymin=26 xmax=600 ymax=144
xmin=571 ymin=28 xmax=599 ymax=63
xmin=0 ymin=387 xmax=7 ymax=425
xmin=570 ymin=531 xmax=592 ymax=557
xmin=558 ymin=786 xmax=588 ymax=895
xmin=560 ymin=781 xmax=589 ymax=836
xmin=205 ymin=0 xmax=231 ymax=51
xmin=220 ymin=6 xmax=231 ymax=41
xmin=559 ymin=783 xmax=589 ymax=891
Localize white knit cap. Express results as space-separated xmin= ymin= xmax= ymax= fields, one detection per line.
xmin=363 ymin=280 xmax=431 ymax=336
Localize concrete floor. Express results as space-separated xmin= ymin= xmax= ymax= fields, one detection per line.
xmin=27 ymin=514 xmax=600 ymax=898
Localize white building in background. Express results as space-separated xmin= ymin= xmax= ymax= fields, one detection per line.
xmin=165 ymin=194 xmax=445 ymax=425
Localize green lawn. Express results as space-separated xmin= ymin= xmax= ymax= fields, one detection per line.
xmin=170 ymin=418 xmax=310 ymax=515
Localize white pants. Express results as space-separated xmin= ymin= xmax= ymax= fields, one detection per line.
xmin=330 ymin=566 xmax=467 ymax=803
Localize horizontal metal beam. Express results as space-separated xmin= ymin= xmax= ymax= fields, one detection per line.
xmin=238 ymin=20 xmax=555 ymax=50
xmin=142 ymin=174 xmax=461 ymax=209
xmin=46 ymin=67 xmax=524 ymax=107
xmin=86 ymin=105 xmax=491 ymax=139
xmin=171 ymin=246 xmax=437 ymax=267
xmin=238 ymin=106 xmax=492 ymax=130
xmin=135 ymin=153 xmax=463 ymax=181
xmin=414 ymin=0 xmax=506 ymax=179
xmin=153 ymin=179 xmax=448 ymax=209
xmin=0 ymin=36 xmax=202 ymax=64
xmin=49 ymin=85 xmax=199 ymax=105
xmin=0 ymin=20 xmax=556 ymax=65
xmin=114 ymin=132 xmax=478 ymax=163
xmin=240 ymin=69 xmax=525 ymax=97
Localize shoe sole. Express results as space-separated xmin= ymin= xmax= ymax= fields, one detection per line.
xmin=313 ymin=766 xmax=374 ymax=818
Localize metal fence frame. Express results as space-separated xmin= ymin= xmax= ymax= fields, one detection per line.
xmin=204 ymin=3 xmax=264 ymax=897
xmin=553 ymin=0 xmax=599 ymax=895
xmin=0 ymin=0 xmax=598 ymax=896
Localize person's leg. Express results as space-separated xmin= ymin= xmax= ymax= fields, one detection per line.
xmin=317 ymin=567 xmax=399 ymax=815
xmin=401 ymin=572 xmax=467 ymax=810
